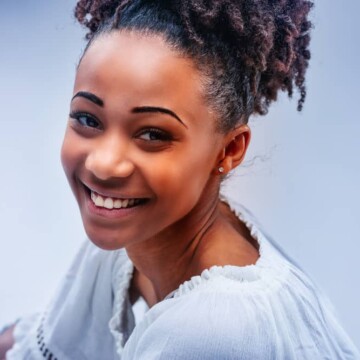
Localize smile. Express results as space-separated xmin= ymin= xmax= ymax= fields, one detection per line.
xmin=90 ymin=191 xmax=143 ymax=209
xmin=81 ymin=183 xmax=149 ymax=214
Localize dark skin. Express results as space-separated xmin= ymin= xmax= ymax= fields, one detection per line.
xmin=129 ymin=201 xmax=260 ymax=307
xmin=0 ymin=30 xmax=259 ymax=356
xmin=61 ymin=30 xmax=259 ymax=307
xmin=0 ymin=30 xmax=260 ymax=356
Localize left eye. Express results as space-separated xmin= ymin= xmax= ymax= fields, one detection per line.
xmin=69 ymin=112 xmax=100 ymax=129
xmin=137 ymin=128 xmax=172 ymax=142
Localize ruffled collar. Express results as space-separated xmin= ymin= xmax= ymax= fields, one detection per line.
xmin=109 ymin=194 xmax=285 ymax=357
xmin=162 ymin=193 xmax=284 ymax=300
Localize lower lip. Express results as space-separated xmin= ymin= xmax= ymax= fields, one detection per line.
xmin=84 ymin=187 xmax=149 ymax=220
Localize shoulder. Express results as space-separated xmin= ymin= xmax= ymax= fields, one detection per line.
xmin=125 ymin=286 xmax=296 ymax=359
xmin=125 ymin=264 xmax=360 ymax=359
xmin=166 ymin=291 xmax=282 ymax=358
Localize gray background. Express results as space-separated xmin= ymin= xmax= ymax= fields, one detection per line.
xmin=1 ymin=0 xmax=359 ymax=348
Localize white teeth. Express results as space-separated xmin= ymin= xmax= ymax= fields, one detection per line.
xmin=104 ymin=198 xmax=114 ymax=209
xmin=95 ymin=196 xmax=104 ymax=207
xmin=122 ymin=199 xmax=129 ymax=208
xmin=113 ymin=199 xmax=122 ymax=209
xmin=90 ymin=191 xmax=140 ymax=209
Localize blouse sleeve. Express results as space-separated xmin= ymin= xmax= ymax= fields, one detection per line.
xmin=4 ymin=241 xmax=93 ymax=360
xmin=122 ymin=283 xmax=360 ymax=360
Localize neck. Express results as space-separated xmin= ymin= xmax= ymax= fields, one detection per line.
xmin=125 ymin=188 xmax=221 ymax=305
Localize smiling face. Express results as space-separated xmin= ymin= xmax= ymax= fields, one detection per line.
xmin=61 ymin=30 xmax=227 ymax=250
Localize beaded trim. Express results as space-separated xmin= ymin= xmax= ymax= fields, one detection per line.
xmin=36 ymin=314 xmax=58 ymax=360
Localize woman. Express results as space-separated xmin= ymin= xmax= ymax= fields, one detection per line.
xmin=1 ymin=0 xmax=359 ymax=359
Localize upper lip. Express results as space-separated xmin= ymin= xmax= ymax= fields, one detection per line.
xmin=81 ymin=181 xmax=147 ymax=200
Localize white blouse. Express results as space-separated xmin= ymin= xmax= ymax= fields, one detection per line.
xmin=5 ymin=196 xmax=360 ymax=359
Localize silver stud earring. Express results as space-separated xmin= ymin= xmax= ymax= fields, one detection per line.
xmin=218 ymin=166 xmax=224 ymax=173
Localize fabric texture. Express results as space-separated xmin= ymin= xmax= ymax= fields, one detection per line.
xmin=5 ymin=195 xmax=360 ymax=359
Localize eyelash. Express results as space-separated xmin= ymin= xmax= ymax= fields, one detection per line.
xmin=69 ymin=111 xmax=173 ymax=142
xmin=69 ymin=111 xmax=101 ymax=130
xmin=136 ymin=128 xmax=173 ymax=142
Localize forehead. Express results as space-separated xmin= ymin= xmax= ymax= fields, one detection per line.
xmin=75 ymin=31 xmax=211 ymax=122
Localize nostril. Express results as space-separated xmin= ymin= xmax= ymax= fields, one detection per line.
xmin=85 ymin=153 xmax=135 ymax=180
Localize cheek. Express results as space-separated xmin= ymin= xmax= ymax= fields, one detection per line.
xmin=61 ymin=129 xmax=75 ymax=176
xmin=142 ymin=139 xmax=216 ymax=209
xmin=60 ymin=127 xmax=84 ymax=194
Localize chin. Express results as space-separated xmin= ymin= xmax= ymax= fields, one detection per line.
xmin=90 ymin=239 xmax=125 ymax=251
xmin=84 ymin=226 xmax=127 ymax=251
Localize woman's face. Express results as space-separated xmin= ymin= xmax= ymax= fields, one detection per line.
xmin=61 ymin=31 xmax=226 ymax=250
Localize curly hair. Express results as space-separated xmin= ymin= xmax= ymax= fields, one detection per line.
xmin=74 ymin=0 xmax=313 ymax=132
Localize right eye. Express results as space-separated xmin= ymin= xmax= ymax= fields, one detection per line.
xmin=69 ymin=111 xmax=101 ymax=130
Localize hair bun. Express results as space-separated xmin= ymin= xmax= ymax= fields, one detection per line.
xmin=74 ymin=0 xmax=313 ymax=128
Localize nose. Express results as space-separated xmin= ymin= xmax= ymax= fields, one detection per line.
xmin=85 ymin=135 xmax=135 ymax=180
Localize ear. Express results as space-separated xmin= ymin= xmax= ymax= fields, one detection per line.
xmin=213 ymin=124 xmax=251 ymax=175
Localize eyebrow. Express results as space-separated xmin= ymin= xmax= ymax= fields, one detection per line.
xmin=71 ymin=91 xmax=187 ymax=128
xmin=71 ymin=91 xmax=104 ymax=107
xmin=132 ymin=106 xmax=188 ymax=129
